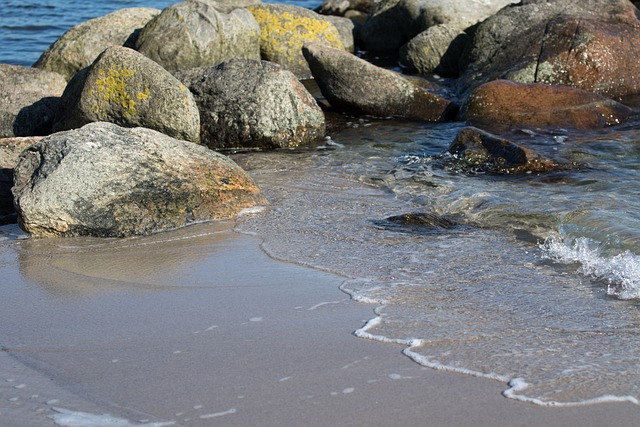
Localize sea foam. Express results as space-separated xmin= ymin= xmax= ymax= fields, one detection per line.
xmin=540 ymin=233 xmax=640 ymax=300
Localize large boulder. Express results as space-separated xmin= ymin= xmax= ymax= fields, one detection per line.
xmin=53 ymin=46 xmax=200 ymax=142
xmin=315 ymin=0 xmax=376 ymax=23
xmin=359 ymin=0 xmax=514 ymax=53
xmin=12 ymin=122 xmax=266 ymax=238
xmin=0 ymin=65 xmax=67 ymax=138
xmin=134 ymin=0 xmax=261 ymax=74
xmin=177 ymin=59 xmax=325 ymax=150
xmin=1 ymin=137 xmax=43 ymax=218
xmin=447 ymin=127 xmax=563 ymax=174
xmin=458 ymin=0 xmax=640 ymax=99
xmin=460 ymin=80 xmax=636 ymax=130
xmin=248 ymin=4 xmax=347 ymax=78
xmin=302 ymin=42 xmax=456 ymax=121
xmin=33 ymin=8 xmax=160 ymax=80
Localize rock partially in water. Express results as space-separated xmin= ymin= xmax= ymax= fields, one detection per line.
xmin=447 ymin=126 xmax=563 ymax=174
xmin=359 ymin=0 xmax=513 ymax=53
xmin=458 ymin=0 xmax=640 ymax=99
xmin=248 ymin=4 xmax=347 ymax=78
xmin=0 ymin=137 xmax=43 ymax=218
xmin=176 ymin=59 xmax=325 ymax=150
xmin=135 ymin=1 xmax=260 ymax=74
xmin=0 ymin=65 xmax=67 ymax=137
xmin=12 ymin=122 xmax=266 ymax=238
xmin=53 ymin=46 xmax=200 ymax=142
xmin=375 ymin=212 xmax=457 ymax=232
xmin=460 ymin=80 xmax=636 ymax=130
xmin=302 ymin=41 xmax=456 ymax=121
xmin=33 ymin=8 xmax=160 ymax=80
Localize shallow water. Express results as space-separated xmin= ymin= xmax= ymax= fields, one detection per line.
xmin=1 ymin=0 xmax=640 ymax=412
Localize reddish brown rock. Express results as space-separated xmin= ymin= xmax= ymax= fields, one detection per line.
xmin=459 ymin=0 xmax=640 ymax=99
xmin=447 ymin=127 xmax=563 ymax=174
xmin=460 ymin=80 xmax=636 ymax=130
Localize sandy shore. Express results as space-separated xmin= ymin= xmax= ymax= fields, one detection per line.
xmin=0 ymin=221 xmax=638 ymax=426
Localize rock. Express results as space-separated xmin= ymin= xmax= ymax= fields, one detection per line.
xmin=458 ymin=0 xmax=640 ymax=99
xmin=460 ymin=80 xmax=636 ymax=130
xmin=198 ymin=0 xmax=262 ymax=13
xmin=316 ymin=0 xmax=376 ymax=16
xmin=176 ymin=59 xmax=325 ymax=150
xmin=248 ymin=4 xmax=347 ymax=78
xmin=302 ymin=42 xmax=456 ymax=121
xmin=323 ymin=15 xmax=356 ymax=53
xmin=399 ymin=24 xmax=469 ymax=77
xmin=12 ymin=122 xmax=266 ymax=238
xmin=135 ymin=0 xmax=261 ymax=73
xmin=0 ymin=65 xmax=67 ymax=138
xmin=53 ymin=46 xmax=200 ymax=142
xmin=33 ymin=8 xmax=160 ymax=80
xmin=447 ymin=126 xmax=562 ymax=174
xmin=0 ymin=137 xmax=43 ymax=217
xmin=359 ymin=0 xmax=514 ymax=53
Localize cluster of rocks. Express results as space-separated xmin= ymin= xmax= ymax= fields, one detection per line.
xmin=1 ymin=0 xmax=640 ymax=237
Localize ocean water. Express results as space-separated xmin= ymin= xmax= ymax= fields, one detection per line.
xmin=1 ymin=0 xmax=639 ymax=417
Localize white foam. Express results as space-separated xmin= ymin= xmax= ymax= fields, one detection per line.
xmin=198 ymin=407 xmax=236 ymax=419
xmin=238 ymin=206 xmax=267 ymax=216
xmin=307 ymin=301 xmax=342 ymax=310
xmin=50 ymin=407 xmax=175 ymax=427
xmin=540 ymin=234 xmax=640 ymax=299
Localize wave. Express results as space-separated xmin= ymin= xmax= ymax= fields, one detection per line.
xmin=540 ymin=231 xmax=640 ymax=300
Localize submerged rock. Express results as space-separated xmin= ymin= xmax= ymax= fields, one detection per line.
xmin=53 ymin=46 xmax=200 ymax=142
xmin=33 ymin=8 xmax=160 ymax=80
xmin=0 ymin=65 xmax=67 ymax=137
xmin=302 ymin=42 xmax=456 ymax=121
xmin=177 ymin=59 xmax=325 ymax=150
xmin=460 ymin=80 xmax=636 ymax=130
xmin=12 ymin=122 xmax=266 ymax=238
xmin=381 ymin=212 xmax=457 ymax=230
xmin=135 ymin=0 xmax=260 ymax=73
xmin=447 ymin=127 xmax=563 ymax=174
xmin=458 ymin=0 xmax=640 ymax=98
xmin=248 ymin=4 xmax=347 ymax=78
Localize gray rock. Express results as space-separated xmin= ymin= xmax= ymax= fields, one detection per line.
xmin=0 ymin=65 xmax=67 ymax=138
xmin=33 ymin=8 xmax=160 ymax=80
xmin=0 ymin=137 xmax=43 ymax=217
xmin=198 ymin=0 xmax=262 ymax=13
xmin=12 ymin=122 xmax=266 ymax=237
xmin=324 ymin=15 xmax=356 ymax=52
xmin=302 ymin=42 xmax=456 ymax=121
xmin=458 ymin=0 xmax=640 ymax=97
xmin=316 ymin=0 xmax=376 ymax=16
xmin=399 ymin=23 xmax=469 ymax=77
xmin=177 ymin=59 xmax=325 ymax=150
xmin=135 ymin=0 xmax=261 ymax=73
xmin=53 ymin=46 xmax=200 ymax=143
xmin=248 ymin=4 xmax=348 ymax=78
xmin=359 ymin=0 xmax=513 ymax=52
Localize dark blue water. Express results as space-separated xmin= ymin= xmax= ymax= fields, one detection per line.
xmin=1 ymin=0 xmax=640 ymax=409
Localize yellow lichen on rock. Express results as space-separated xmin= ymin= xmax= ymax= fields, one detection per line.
xmin=90 ymin=68 xmax=142 ymax=119
xmin=248 ymin=6 xmax=344 ymax=74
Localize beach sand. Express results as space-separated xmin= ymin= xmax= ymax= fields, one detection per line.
xmin=0 ymin=221 xmax=638 ymax=426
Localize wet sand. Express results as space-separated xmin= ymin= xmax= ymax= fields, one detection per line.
xmin=0 ymin=221 xmax=638 ymax=426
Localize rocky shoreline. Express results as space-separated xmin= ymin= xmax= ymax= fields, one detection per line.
xmin=2 ymin=0 xmax=640 ymax=237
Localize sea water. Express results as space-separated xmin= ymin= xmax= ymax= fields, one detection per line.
xmin=1 ymin=0 xmax=639 ymax=413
